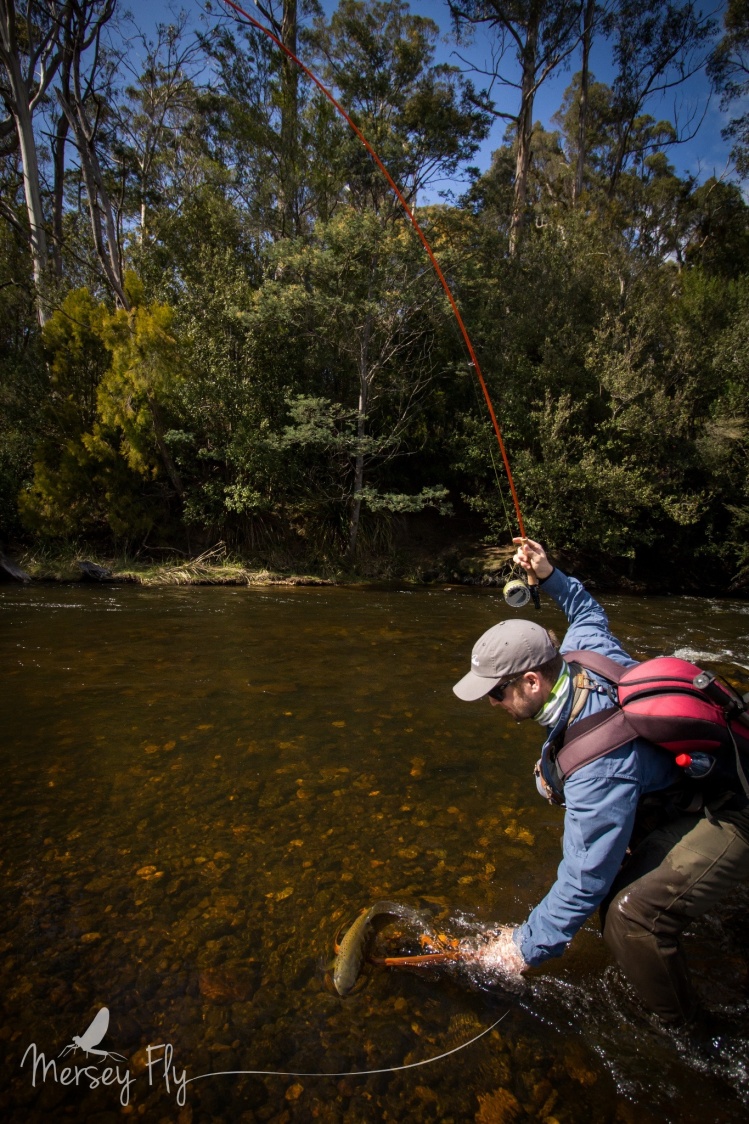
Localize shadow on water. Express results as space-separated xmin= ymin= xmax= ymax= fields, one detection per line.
xmin=1 ymin=583 xmax=748 ymax=1121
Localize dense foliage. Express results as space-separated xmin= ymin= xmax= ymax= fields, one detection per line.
xmin=1 ymin=0 xmax=748 ymax=587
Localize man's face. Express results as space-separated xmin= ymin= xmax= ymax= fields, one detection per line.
xmin=487 ymin=671 xmax=549 ymax=721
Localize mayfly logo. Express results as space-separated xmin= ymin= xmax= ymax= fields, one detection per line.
xmin=20 ymin=1007 xmax=188 ymax=1107
xmin=59 ymin=1006 xmax=126 ymax=1063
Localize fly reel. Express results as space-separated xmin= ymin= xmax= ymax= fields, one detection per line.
xmin=503 ymin=577 xmax=531 ymax=608
xmin=503 ymin=570 xmax=541 ymax=610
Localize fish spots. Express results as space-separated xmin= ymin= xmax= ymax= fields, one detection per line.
xmin=331 ymin=720 xmax=346 ymax=728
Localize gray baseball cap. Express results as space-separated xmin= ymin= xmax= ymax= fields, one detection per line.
xmin=452 ymin=619 xmax=557 ymax=701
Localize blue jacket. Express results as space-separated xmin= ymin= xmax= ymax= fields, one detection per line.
xmin=514 ymin=567 xmax=677 ymax=966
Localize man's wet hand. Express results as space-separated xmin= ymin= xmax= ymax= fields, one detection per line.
xmin=467 ymin=926 xmax=528 ymax=979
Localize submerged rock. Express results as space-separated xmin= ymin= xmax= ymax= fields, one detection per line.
xmin=198 ymin=966 xmax=258 ymax=1003
xmin=475 ymin=1087 xmax=522 ymax=1123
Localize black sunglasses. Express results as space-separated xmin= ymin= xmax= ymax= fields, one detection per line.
xmin=487 ymin=674 xmax=523 ymax=701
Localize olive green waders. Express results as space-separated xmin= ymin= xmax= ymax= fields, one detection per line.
xmin=600 ymin=807 xmax=749 ymax=1024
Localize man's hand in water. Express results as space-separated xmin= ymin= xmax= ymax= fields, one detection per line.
xmin=512 ymin=538 xmax=553 ymax=582
xmin=464 ymin=926 xmax=528 ymax=980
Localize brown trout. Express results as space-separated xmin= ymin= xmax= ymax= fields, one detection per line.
xmin=332 ymin=900 xmax=425 ymax=996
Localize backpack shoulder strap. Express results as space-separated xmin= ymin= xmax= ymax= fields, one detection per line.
xmin=554 ymin=707 xmax=639 ymax=782
xmin=563 ymin=649 xmax=631 ymax=684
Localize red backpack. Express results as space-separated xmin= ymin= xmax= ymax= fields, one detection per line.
xmin=554 ymin=651 xmax=749 ymax=798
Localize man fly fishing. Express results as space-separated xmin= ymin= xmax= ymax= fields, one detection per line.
xmin=453 ymin=538 xmax=749 ymax=1030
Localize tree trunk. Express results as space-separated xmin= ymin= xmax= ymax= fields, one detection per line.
xmin=348 ymin=307 xmax=373 ymax=559
xmin=56 ymin=85 xmax=128 ymax=309
xmin=52 ymin=109 xmax=69 ymax=280
xmin=0 ymin=0 xmax=75 ymax=325
xmin=53 ymin=0 xmax=123 ymax=305
xmin=12 ymin=79 xmax=49 ymax=320
xmin=279 ymin=0 xmax=299 ymax=237
xmin=573 ymin=0 xmax=596 ymax=206
xmin=1 ymin=43 xmax=49 ymax=324
xmin=255 ymin=0 xmax=300 ymax=237
xmin=509 ymin=13 xmax=539 ymax=257
xmin=148 ymin=396 xmax=185 ymax=498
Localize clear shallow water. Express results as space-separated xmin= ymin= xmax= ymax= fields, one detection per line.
xmin=1 ymin=582 xmax=747 ymax=1122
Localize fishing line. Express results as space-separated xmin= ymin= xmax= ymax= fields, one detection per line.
xmin=184 ymin=1010 xmax=507 ymax=1085
xmin=218 ymin=0 xmax=527 ymax=540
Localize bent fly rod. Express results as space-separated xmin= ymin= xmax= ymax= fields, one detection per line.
xmin=218 ymin=0 xmax=538 ymax=602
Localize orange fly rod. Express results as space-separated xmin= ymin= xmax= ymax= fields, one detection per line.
xmin=219 ymin=0 xmax=528 ymax=542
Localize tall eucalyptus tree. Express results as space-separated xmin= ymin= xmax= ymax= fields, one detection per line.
xmin=447 ymin=0 xmax=583 ymax=254
xmin=0 ymin=0 xmax=73 ymax=322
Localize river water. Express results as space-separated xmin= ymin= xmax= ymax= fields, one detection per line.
xmin=1 ymin=582 xmax=748 ymax=1122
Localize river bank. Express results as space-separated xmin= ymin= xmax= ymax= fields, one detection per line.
xmin=5 ymin=542 xmax=523 ymax=590
xmin=4 ymin=540 xmax=744 ymax=595
xmin=8 ymin=545 xmax=334 ymax=587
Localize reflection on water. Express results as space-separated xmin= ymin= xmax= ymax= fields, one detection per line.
xmin=1 ymin=583 xmax=747 ymax=1121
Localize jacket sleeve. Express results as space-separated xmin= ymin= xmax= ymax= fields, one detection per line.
xmin=514 ymin=766 xmax=640 ymax=965
xmin=541 ymin=567 xmax=637 ymax=669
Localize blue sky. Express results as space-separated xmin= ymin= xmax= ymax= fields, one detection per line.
xmin=121 ymin=0 xmax=732 ymax=189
